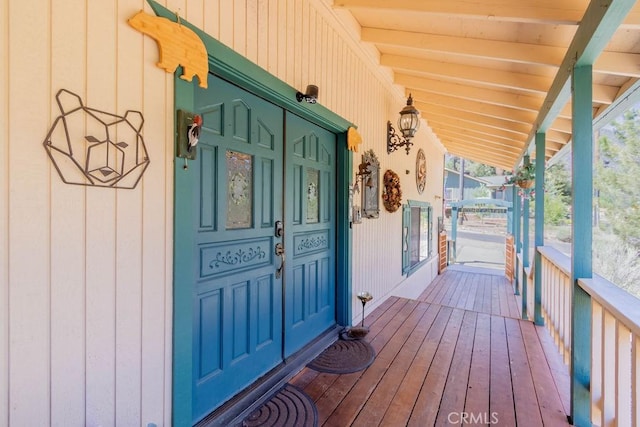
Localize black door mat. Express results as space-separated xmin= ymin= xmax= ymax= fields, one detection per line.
xmin=242 ymin=384 xmax=317 ymax=427
xmin=307 ymin=339 xmax=375 ymax=374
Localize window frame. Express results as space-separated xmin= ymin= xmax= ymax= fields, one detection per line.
xmin=402 ymin=200 xmax=434 ymax=276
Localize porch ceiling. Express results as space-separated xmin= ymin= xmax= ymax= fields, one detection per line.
xmin=332 ymin=0 xmax=640 ymax=170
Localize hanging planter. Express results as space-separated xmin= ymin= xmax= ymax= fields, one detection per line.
xmin=504 ymin=161 xmax=536 ymax=190
xmin=516 ymin=179 xmax=535 ymax=189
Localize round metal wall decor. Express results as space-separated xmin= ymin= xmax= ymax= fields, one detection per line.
xmin=416 ymin=148 xmax=426 ymax=194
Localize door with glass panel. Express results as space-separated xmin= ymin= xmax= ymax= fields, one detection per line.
xmin=283 ymin=112 xmax=336 ymax=357
xmin=189 ymin=74 xmax=284 ymax=421
xmin=183 ymin=75 xmax=337 ymax=422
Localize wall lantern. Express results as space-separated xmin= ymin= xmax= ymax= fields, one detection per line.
xmin=387 ymin=94 xmax=420 ymax=155
xmin=352 ymin=160 xmax=373 ymax=193
xmin=296 ymin=84 xmax=319 ymax=104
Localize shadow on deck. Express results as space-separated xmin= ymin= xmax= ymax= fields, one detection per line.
xmin=291 ymin=268 xmax=571 ymax=426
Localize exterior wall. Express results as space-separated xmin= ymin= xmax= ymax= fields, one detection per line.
xmin=0 ymin=0 xmax=445 ymax=426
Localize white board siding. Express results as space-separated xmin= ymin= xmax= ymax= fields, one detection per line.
xmin=7 ymin=0 xmax=52 ymax=425
xmin=50 ymin=0 xmax=87 ymax=425
xmin=0 ymin=0 xmax=445 ymax=425
xmin=0 ymin=0 xmax=9 ymax=424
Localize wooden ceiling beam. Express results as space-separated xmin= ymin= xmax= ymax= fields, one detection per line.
xmin=549 ymin=117 xmax=572 ymax=134
xmin=546 ymin=129 xmax=571 ymax=144
xmin=432 ymin=128 xmax=524 ymax=153
xmin=383 ymin=55 xmax=552 ymax=94
xmin=396 ymin=70 xmax=615 ymax=106
xmin=443 ymin=136 xmax=557 ymax=160
xmin=419 ymin=104 xmax=532 ymax=136
xmin=413 ymin=97 xmax=537 ymax=125
xmin=444 ymin=144 xmax=518 ymax=164
xmin=445 ymin=150 xmax=513 ymax=170
xmin=364 ymin=27 xmax=566 ymax=66
xmin=333 ymin=0 xmax=587 ymax=25
xmin=399 ymin=80 xmax=545 ymax=113
xmin=443 ymin=142 xmax=519 ymax=166
xmin=595 ymin=51 xmax=640 ymax=78
xmin=427 ymin=115 xmax=528 ymax=143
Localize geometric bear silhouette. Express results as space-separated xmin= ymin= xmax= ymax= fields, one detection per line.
xmin=43 ymin=89 xmax=150 ymax=189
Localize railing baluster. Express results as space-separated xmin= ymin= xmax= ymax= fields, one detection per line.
xmin=633 ymin=334 xmax=639 ymax=427
xmin=565 ymin=273 xmax=572 ymax=366
xmin=617 ymin=322 xmax=632 ymax=427
xmin=592 ymin=301 xmax=603 ymax=424
xmin=603 ymin=310 xmax=616 ymax=426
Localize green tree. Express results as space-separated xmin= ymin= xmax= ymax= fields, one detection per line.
xmin=445 ymin=155 xmax=497 ymax=177
xmin=546 ymin=163 xmax=571 ymax=199
xmin=466 ymin=161 xmax=496 ymax=178
xmin=445 ymin=155 xmax=459 ymax=171
xmin=595 ymin=109 xmax=640 ymax=249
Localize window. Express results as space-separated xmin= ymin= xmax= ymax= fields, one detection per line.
xmin=402 ymin=200 xmax=434 ymax=275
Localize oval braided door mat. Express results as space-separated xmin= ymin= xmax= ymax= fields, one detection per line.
xmin=242 ymin=384 xmax=317 ymax=427
xmin=307 ymin=339 xmax=375 ymax=374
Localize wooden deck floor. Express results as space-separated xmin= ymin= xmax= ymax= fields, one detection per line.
xmin=290 ymin=269 xmax=570 ymax=426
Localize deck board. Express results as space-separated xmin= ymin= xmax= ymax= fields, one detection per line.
xmin=289 ymin=269 xmax=570 ymax=426
xmin=463 ymin=312 xmax=491 ymax=426
xmin=505 ymin=317 xmax=544 ymax=427
xmin=433 ymin=310 xmax=476 ymax=426
xmin=418 ymin=269 xmax=521 ymax=319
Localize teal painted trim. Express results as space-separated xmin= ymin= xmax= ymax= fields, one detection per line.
xmin=402 ymin=204 xmax=411 ymax=275
xmin=336 ymin=139 xmax=352 ymax=326
xmin=451 ymin=208 xmax=458 ymax=260
xmin=147 ymin=0 xmax=353 ymax=134
xmin=507 ymin=207 xmax=513 ymax=235
xmin=534 ymin=132 xmax=545 ymax=325
xmin=570 ymin=64 xmax=593 ymax=427
xmin=521 ymin=154 xmax=531 ymax=318
xmin=449 ymin=198 xmax=512 ymax=208
xmin=403 ymin=200 xmax=434 ymax=276
xmin=576 ymin=0 xmax=638 ymax=66
xmin=522 ymin=189 xmax=530 ymax=319
xmin=172 ymin=74 xmax=195 ymax=427
xmin=513 ymin=185 xmax=520 ymax=295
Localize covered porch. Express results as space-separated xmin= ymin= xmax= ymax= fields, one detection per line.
xmin=3 ymin=0 xmax=640 ymax=425
xmin=291 ymin=268 xmax=570 ymax=426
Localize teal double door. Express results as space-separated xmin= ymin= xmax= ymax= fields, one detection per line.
xmin=179 ymin=74 xmax=337 ymax=422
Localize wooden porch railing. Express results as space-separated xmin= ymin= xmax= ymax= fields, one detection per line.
xmin=538 ymin=247 xmax=572 ymax=366
xmin=514 ymin=245 xmax=640 ymax=426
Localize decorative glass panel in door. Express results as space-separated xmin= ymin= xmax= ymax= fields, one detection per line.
xmin=284 ymin=112 xmax=337 ymax=357
xmin=188 ymin=74 xmax=284 ymax=423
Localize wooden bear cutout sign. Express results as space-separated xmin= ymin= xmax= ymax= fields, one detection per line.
xmin=347 ymin=127 xmax=362 ymax=152
xmin=128 ymin=11 xmax=209 ymax=88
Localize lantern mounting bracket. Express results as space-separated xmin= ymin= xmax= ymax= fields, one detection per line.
xmin=387 ymin=121 xmax=413 ymax=155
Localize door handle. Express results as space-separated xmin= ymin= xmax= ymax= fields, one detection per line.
xmin=275 ymin=243 xmax=285 ymax=279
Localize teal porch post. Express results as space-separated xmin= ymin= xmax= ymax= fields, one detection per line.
xmin=534 ymin=132 xmax=545 ymax=325
xmin=521 ymin=156 xmax=531 ymax=319
xmin=570 ymin=64 xmax=593 ymax=426
xmin=512 ymin=184 xmax=520 ymax=295
xmin=451 ymin=207 xmax=458 ymax=260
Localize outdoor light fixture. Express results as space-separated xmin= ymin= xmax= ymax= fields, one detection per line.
xmin=296 ymin=84 xmax=319 ymax=104
xmin=387 ymin=94 xmax=420 ymax=155
xmin=352 ymin=160 xmax=373 ymax=194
